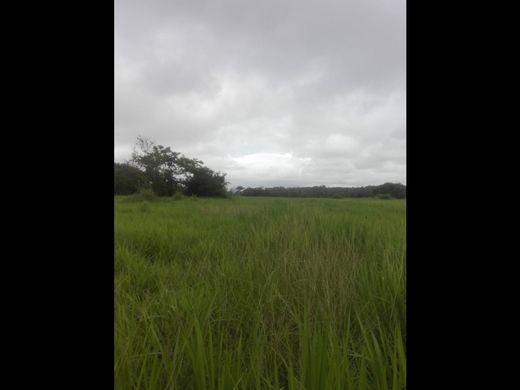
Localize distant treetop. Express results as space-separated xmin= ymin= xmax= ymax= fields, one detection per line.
xmin=237 ymin=183 xmax=405 ymax=199
xmin=115 ymin=137 xmax=228 ymax=197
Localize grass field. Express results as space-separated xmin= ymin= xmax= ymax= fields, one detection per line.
xmin=115 ymin=196 xmax=406 ymax=389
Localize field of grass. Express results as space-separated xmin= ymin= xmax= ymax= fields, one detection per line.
xmin=115 ymin=196 xmax=406 ymax=389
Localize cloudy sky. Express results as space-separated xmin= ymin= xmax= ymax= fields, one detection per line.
xmin=115 ymin=0 xmax=405 ymax=188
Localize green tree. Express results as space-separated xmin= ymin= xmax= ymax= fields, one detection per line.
xmin=130 ymin=137 xmax=183 ymax=196
xmin=114 ymin=162 xmax=146 ymax=195
xmin=184 ymin=166 xmax=228 ymax=197
xmin=129 ymin=136 xmax=228 ymax=197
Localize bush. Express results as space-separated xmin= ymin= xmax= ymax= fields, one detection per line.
xmin=114 ymin=162 xmax=146 ymax=195
xmin=376 ymin=193 xmax=393 ymax=200
xmin=122 ymin=188 xmax=158 ymax=203
xmin=183 ymin=167 xmax=228 ymax=197
xmin=173 ymin=191 xmax=185 ymax=201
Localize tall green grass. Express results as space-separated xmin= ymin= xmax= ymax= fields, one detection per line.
xmin=115 ymin=197 xmax=406 ymax=389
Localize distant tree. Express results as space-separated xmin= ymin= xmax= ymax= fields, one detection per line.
xmin=184 ymin=166 xmax=228 ymax=197
xmin=239 ymin=183 xmax=406 ymax=199
xmin=130 ymin=137 xmax=183 ymax=196
xmin=114 ymin=162 xmax=146 ymax=195
xmin=373 ymin=183 xmax=406 ymax=199
xmin=127 ymin=136 xmax=227 ymax=197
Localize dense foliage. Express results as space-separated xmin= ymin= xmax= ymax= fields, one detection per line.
xmin=115 ymin=137 xmax=405 ymax=199
xmin=114 ymin=163 xmax=147 ymax=195
xmin=184 ymin=166 xmax=228 ymax=197
xmin=114 ymin=137 xmax=228 ymax=197
xmin=238 ymin=182 xmax=406 ymax=199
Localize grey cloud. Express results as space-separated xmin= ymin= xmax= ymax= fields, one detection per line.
xmin=115 ymin=0 xmax=405 ymax=187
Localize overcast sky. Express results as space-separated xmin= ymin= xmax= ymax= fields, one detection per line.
xmin=115 ymin=0 xmax=405 ymax=188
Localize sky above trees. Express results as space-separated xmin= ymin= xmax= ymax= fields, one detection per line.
xmin=115 ymin=0 xmax=405 ymax=188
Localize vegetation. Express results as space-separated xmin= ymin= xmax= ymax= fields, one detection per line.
xmin=115 ymin=196 xmax=406 ymax=389
xmin=183 ymin=166 xmax=228 ymax=197
xmin=237 ymin=183 xmax=406 ymax=199
xmin=114 ymin=137 xmax=228 ymax=197
xmin=114 ymin=162 xmax=147 ymax=195
xmin=121 ymin=188 xmax=158 ymax=203
xmin=115 ymin=138 xmax=405 ymax=200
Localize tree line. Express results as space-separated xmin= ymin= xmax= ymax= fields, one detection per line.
xmin=115 ymin=137 xmax=405 ymax=199
xmin=115 ymin=137 xmax=228 ymax=197
xmin=236 ymin=182 xmax=406 ymax=199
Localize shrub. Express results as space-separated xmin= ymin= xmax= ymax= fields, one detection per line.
xmin=173 ymin=191 xmax=185 ymax=201
xmin=114 ymin=162 xmax=146 ymax=195
xmin=376 ymin=193 xmax=393 ymax=200
xmin=122 ymin=188 xmax=158 ymax=203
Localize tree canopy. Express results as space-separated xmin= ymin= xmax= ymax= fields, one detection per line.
xmin=114 ymin=137 xmax=228 ymax=197
xmin=114 ymin=162 xmax=147 ymax=195
xmin=237 ymin=183 xmax=406 ymax=199
xmin=115 ymin=137 xmax=405 ymax=199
